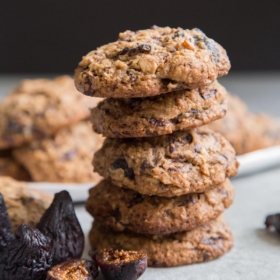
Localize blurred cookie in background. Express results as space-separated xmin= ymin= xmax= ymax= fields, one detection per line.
xmin=207 ymin=94 xmax=280 ymax=155
xmin=0 ymin=150 xmax=31 ymax=181
xmin=0 ymin=176 xmax=52 ymax=232
xmin=13 ymin=121 xmax=104 ymax=183
xmin=0 ymin=75 xmax=104 ymax=183
xmin=0 ymin=76 xmax=101 ymax=149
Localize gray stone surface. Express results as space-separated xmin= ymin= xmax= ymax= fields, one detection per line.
xmin=75 ymin=167 xmax=280 ymax=280
xmin=1 ymin=74 xmax=280 ymax=279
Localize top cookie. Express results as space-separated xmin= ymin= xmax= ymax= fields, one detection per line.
xmin=75 ymin=26 xmax=230 ymax=98
xmin=0 ymin=76 xmax=101 ymax=149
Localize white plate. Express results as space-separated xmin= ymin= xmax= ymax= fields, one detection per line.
xmin=28 ymin=182 xmax=94 ymax=202
xmin=237 ymin=145 xmax=280 ymax=176
xmin=28 ymin=145 xmax=280 ymax=202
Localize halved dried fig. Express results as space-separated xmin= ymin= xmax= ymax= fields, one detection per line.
xmin=0 ymin=224 xmax=52 ymax=280
xmin=37 ymin=190 xmax=84 ymax=265
xmin=0 ymin=192 xmax=15 ymax=251
xmin=91 ymin=249 xmax=147 ymax=280
xmin=265 ymin=213 xmax=280 ymax=234
xmin=47 ymin=259 xmax=99 ymax=280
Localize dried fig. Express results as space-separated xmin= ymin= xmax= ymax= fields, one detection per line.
xmin=265 ymin=213 xmax=280 ymax=234
xmin=0 ymin=224 xmax=52 ymax=280
xmin=47 ymin=259 xmax=99 ymax=280
xmin=0 ymin=192 xmax=15 ymax=251
xmin=92 ymin=249 xmax=147 ymax=280
xmin=37 ymin=190 xmax=84 ymax=265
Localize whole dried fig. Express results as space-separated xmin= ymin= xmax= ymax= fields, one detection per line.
xmin=47 ymin=259 xmax=99 ymax=280
xmin=0 ymin=224 xmax=52 ymax=280
xmin=0 ymin=192 xmax=15 ymax=251
xmin=92 ymin=249 xmax=147 ymax=280
xmin=265 ymin=213 xmax=280 ymax=234
xmin=37 ymin=190 xmax=84 ymax=265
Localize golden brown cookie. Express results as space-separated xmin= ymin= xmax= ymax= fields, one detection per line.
xmin=89 ymin=216 xmax=233 ymax=267
xmin=13 ymin=121 xmax=104 ymax=183
xmin=207 ymin=94 xmax=280 ymax=155
xmin=0 ymin=76 xmax=101 ymax=149
xmin=91 ymin=81 xmax=227 ymax=138
xmin=0 ymin=150 xmax=30 ymax=181
xmin=75 ymin=26 xmax=230 ymax=98
xmin=86 ymin=179 xmax=234 ymax=234
xmin=93 ymin=128 xmax=239 ymax=196
xmin=0 ymin=176 xmax=52 ymax=232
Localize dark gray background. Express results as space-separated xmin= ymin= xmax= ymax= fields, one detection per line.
xmin=0 ymin=1 xmax=279 ymax=73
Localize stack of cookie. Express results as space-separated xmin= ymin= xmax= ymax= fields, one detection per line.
xmin=0 ymin=76 xmax=103 ymax=183
xmin=75 ymin=26 xmax=239 ymax=267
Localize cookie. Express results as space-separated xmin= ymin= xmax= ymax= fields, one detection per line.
xmin=13 ymin=121 xmax=104 ymax=183
xmin=0 ymin=176 xmax=52 ymax=232
xmin=207 ymin=94 xmax=280 ymax=155
xmin=75 ymin=26 xmax=230 ymax=98
xmin=91 ymin=81 xmax=227 ymax=138
xmin=0 ymin=150 xmax=30 ymax=181
xmin=0 ymin=76 xmax=102 ymax=149
xmin=86 ymin=179 xmax=234 ymax=235
xmin=250 ymin=114 xmax=280 ymax=151
xmin=89 ymin=216 xmax=233 ymax=267
xmin=93 ymin=128 xmax=239 ymax=196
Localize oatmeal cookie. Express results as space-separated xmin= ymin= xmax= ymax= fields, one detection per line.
xmin=91 ymin=81 xmax=227 ymax=138
xmin=207 ymin=94 xmax=280 ymax=155
xmin=0 ymin=150 xmax=30 ymax=181
xmin=93 ymin=128 xmax=239 ymax=196
xmin=75 ymin=26 xmax=230 ymax=98
xmin=86 ymin=179 xmax=234 ymax=234
xmin=89 ymin=216 xmax=233 ymax=267
xmin=0 ymin=76 xmax=101 ymax=149
xmin=0 ymin=176 xmax=52 ymax=232
xmin=13 ymin=121 xmax=104 ymax=183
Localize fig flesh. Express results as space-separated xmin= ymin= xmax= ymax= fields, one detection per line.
xmin=92 ymin=249 xmax=147 ymax=280
xmin=47 ymin=259 xmax=99 ymax=280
